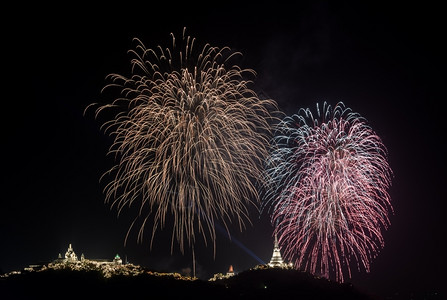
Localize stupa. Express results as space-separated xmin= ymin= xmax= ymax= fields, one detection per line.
xmin=268 ymin=235 xmax=287 ymax=268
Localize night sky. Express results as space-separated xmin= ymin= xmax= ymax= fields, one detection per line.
xmin=2 ymin=2 xmax=445 ymax=298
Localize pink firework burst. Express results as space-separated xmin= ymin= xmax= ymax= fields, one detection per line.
xmin=263 ymin=102 xmax=393 ymax=282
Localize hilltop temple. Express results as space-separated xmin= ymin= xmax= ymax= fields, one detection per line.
xmin=55 ymin=243 xmax=123 ymax=265
xmin=63 ymin=244 xmax=78 ymax=262
xmin=268 ymin=235 xmax=290 ymax=268
xmin=21 ymin=243 xmax=123 ymax=273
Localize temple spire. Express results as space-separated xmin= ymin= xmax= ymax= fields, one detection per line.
xmin=226 ymin=265 xmax=235 ymax=277
xmin=268 ymin=234 xmax=286 ymax=268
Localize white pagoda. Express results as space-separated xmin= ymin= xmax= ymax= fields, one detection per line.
xmin=268 ymin=235 xmax=289 ymax=268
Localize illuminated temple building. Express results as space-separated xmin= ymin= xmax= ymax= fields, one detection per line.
xmin=54 ymin=243 xmax=123 ymax=265
xmin=268 ymin=235 xmax=290 ymax=268
xmin=20 ymin=243 xmax=124 ymax=274
xmin=62 ymin=243 xmax=78 ymax=262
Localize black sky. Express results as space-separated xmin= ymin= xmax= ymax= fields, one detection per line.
xmin=2 ymin=2 xmax=445 ymax=298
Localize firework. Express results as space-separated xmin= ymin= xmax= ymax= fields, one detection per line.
xmin=86 ymin=28 xmax=277 ymax=254
xmin=263 ymin=102 xmax=393 ymax=282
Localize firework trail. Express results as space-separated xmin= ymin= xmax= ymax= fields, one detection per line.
xmin=263 ymin=102 xmax=393 ymax=282
xmin=86 ymin=28 xmax=277 ymax=254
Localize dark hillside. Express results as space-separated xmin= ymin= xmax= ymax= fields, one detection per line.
xmin=1 ymin=267 xmax=370 ymax=299
xmin=220 ymin=268 xmax=370 ymax=299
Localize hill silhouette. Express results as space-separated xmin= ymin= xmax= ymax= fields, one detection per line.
xmin=0 ymin=267 xmax=371 ymax=299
